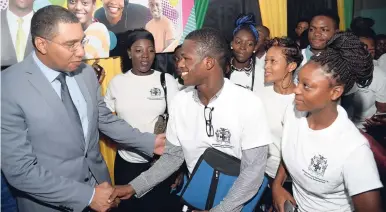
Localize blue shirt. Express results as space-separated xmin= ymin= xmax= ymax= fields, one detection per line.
xmin=32 ymin=52 xmax=88 ymax=139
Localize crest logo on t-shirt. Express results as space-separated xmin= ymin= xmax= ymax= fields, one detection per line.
xmin=150 ymin=88 xmax=162 ymax=96
xmin=308 ymin=154 xmax=328 ymax=177
xmin=213 ymin=128 xmax=233 ymax=149
xmin=148 ymin=87 xmax=163 ymax=100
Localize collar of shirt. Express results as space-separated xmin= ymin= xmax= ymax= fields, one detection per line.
xmin=32 ymin=51 xmax=61 ymax=83
xmin=192 ymin=79 xmax=227 ymax=105
xmin=305 ymin=45 xmax=314 ymax=62
xmin=7 ymin=8 xmax=34 ymax=25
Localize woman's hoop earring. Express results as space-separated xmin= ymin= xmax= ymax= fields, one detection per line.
xmin=281 ymin=72 xmax=292 ymax=89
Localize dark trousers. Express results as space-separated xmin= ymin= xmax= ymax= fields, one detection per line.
xmin=256 ymin=175 xmax=293 ymax=212
xmin=1 ymin=172 xmax=18 ymax=212
xmin=113 ymin=153 xmax=182 ymax=212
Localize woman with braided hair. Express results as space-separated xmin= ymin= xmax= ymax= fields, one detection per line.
xmin=228 ymin=14 xmax=264 ymax=92
xmin=272 ymin=32 xmax=383 ymax=212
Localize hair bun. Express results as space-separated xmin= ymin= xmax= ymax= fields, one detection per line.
xmin=235 ymin=14 xmax=256 ymax=27
xmin=313 ymin=31 xmax=373 ymax=91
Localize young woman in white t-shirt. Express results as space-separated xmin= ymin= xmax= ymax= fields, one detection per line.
xmin=104 ymin=29 xmax=179 ymax=211
xmin=257 ymin=37 xmax=303 ymax=179
xmin=256 ymin=37 xmax=303 ymax=211
xmin=228 ymin=14 xmax=264 ymax=91
xmin=272 ymin=32 xmax=383 ymax=212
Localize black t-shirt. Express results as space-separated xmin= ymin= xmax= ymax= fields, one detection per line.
xmin=94 ymin=3 xmax=149 ymax=34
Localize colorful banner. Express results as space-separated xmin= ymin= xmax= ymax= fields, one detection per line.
xmin=1 ymin=0 xmax=195 ymax=68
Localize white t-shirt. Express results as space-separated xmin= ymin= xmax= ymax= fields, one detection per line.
xmin=255 ymin=53 xmax=266 ymax=70
xmin=105 ymin=70 xmax=179 ymax=163
xmin=352 ymin=65 xmax=386 ymax=128
xmin=282 ymin=104 xmax=382 ymax=212
xmin=377 ymin=53 xmax=386 ymax=70
xmin=229 ymin=60 xmax=265 ymax=92
xmin=255 ymin=84 xmax=294 ymax=178
xmin=166 ymin=79 xmax=272 ymax=173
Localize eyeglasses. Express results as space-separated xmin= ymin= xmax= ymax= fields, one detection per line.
xmin=204 ymin=106 xmax=214 ymax=137
xmin=42 ymin=37 xmax=89 ymax=52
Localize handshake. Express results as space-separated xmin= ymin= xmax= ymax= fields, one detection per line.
xmin=89 ymin=182 xmax=136 ymax=212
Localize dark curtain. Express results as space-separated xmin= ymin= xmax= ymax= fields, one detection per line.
xmin=202 ymin=0 xmax=262 ymax=43
xmin=287 ymin=0 xmax=338 ymax=39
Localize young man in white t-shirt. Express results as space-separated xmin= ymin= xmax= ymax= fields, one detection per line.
xmin=108 ymin=28 xmax=272 ymax=212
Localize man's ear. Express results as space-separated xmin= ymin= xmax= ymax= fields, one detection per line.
xmin=204 ymin=56 xmax=215 ymax=70
xmin=330 ymin=84 xmax=344 ymax=101
xmin=34 ymin=37 xmax=48 ymax=55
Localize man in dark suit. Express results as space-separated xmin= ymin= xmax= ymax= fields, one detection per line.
xmin=1 ymin=0 xmax=34 ymax=69
xmin=1 ymin=5 xmax=165 ymax=212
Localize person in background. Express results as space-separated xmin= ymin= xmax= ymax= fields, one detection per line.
xmin=173 ymin=44 xmax=186 ymax=90
xmin=1 ymin=6 xmax=165 ymax=212
xmin=295 ymin=18 xmax=309 ymax=37
xmin=108 ymin=27 xmax=272 ymax=212
xmin=1 ymin=0 xmax=34 ymax=69
xmin=94 ymin=0 xmax=148 ymax=34
xmin=297 ymin=30 xmax=310 ymax=50
xmin=145 ymin=0 xmax=176 ymax=53
xmin=350 ymin=29 xmax=386 ymax=135
xmin=300 ymin=10 xmax=340 ymax=66
xmin=256 ymin=37 xmax=303 ymax=211
xmin=104 ymin=29 xmax=179 ymax=212
xmin=67 ymin=0 xmax=110 ymax=59
xmin=229 ymin=14 xmax=262 ymax=91
xmin=272 ymin=32 xmax=383 ymax=212
xmin=255 ymin=25 xmax=270 ymax=69
xmin=375 ymin=34 xmax=386 ymax=68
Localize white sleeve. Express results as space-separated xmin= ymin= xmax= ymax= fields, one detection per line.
xmin=104 ymin=81 xmax=116 ymax=112
xmin=373 ymin=68 xmax=386 ymax=103
xmin=165 ymin=98 xmax=181 ymax=147
xmin=378 ymin=54 xmax=386 ymax=70
xmin=241 ymin=95 xmax=272 ymax=150
xmin=343 ymin=144 xmax=383 ymax=196
xmin=165 ymin=73 xmax=179 ymax=108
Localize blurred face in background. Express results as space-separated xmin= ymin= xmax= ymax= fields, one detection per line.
xmin=295 ymin=21 xmax=309 ymax=36
xmin=149 ymin=0 xmax=162 ymax=19
xmin=360 ymin=37 xmax=375 ymax=58
xmin=9 ymin=0 xmax=34 ymax=15
xmin=67 ymin=0 xmax=95 ymax=29
xmin=103 ymin=0 xmax=124 ymax=22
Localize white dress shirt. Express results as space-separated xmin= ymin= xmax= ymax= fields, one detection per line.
xmin=7 ymin=8 xmax=33 ymax=60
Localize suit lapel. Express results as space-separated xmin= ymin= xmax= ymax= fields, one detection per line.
xmin=74 ymin=72 xmax=93 ymax=153
xmin=24 ymin=33 xmax=33 ymax=57
xmin=24 ymin=55 xmax=85 ymax=151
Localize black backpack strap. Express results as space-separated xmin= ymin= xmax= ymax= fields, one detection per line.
xmin=160 ymin=72 xmax=168 ymax=116
xmin=250 ymin=63 xmax=255 ymax=91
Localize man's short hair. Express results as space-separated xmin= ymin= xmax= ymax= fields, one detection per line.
xmin=312 ymin=9 xmax=340 ymax=30
xmin=185 ymin=28 xmax=231 ymax=72
xmin=31 ymin=5 xmax=79 ymax=48
xmin=256 ymin=25 xmax=270 ymax=39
